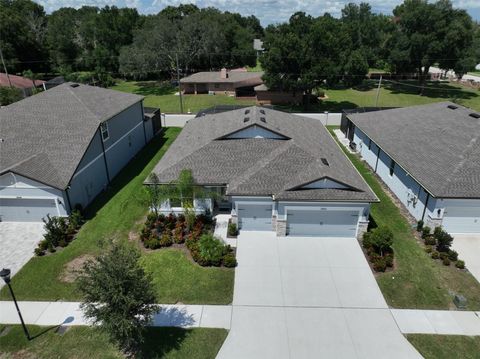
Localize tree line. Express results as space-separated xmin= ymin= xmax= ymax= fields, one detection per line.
xmin=0 ymin=0 xmax=478 ymax=90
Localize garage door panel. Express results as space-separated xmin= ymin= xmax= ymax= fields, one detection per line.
xmin=443 ymin=206 xmax=480 ymax=234
xmin=0 ymin=198 xmax=57 ymax=222
xmin=287 ymin=210 xmax=358 ymax=237
xmin=238 ymin=204 xmax=272 ymax=231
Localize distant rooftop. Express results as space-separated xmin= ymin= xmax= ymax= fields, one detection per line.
xmin=180 ymin=70 xmax=264 ymax=87
xmin=0 ymin=73 xmax=45 ymax=89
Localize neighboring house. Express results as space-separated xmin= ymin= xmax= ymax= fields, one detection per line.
xmin=0 ymin=83 xmax=161 ymax=222
xmin=180 ymin=68 xmax=263 ymax=97
xmin=43 ymin=76 xmax=66 ymax=90
xmin=345 ymin=102 xmax=480 ymax=234
xmin=0 ymin=73 xmax=45 ymax=97
xmin=254 ymin=84 xmax=303 ymax=105
xmin=148 ymin=106 xmax=378 ymax=238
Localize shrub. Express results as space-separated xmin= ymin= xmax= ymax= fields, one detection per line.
xmin=227 ymin=223 xmax=238 ymax=237
xmin=422 ymin=226 xmax=431 ymax=239
xmin=140 ymin=226 xmax=152 ymax=241
xmin=38 ymin=239 xmax=49 ymax=251
xmin=146 ymin=212 xmax=157 ymax=228
xmin=384 ymin=253 xmax=394 ymax=268
xmin=43 ymin=215 xmax=68 ymax=248
xmin=368 ymin=226 xmax=394 ymax=256
xmin=58 ymin=239 xmax=68 ymax=248
xmin=424 ymin=236 xmax=436 ymax=246
xmin=362 ymin=231 xmax=373 ymax=249
xmin=144 ymin=234 xmax=161 ymax=249
xmin=416 ymin=220 xmax=424 ymax=232
xmin=424 ymin=245 xmax=433 ymax=253
xmin=198 ymin=234 xmax=225 ymax=266
xmin=34 ymin=247 xmax=45 ymax=256
xmin=442 ymin=258 xmax=451 ymax=266
xmin=223 ymin=253 xmax=237 ymax=268
xmin=448 ymin=250 xmax=458 ymax=261
xmin=159 ymin=233 xmax=173 ymax=247
xmin=177 ymin=214 xmax=185 ymax=223
xmin=431 ymin=251 xmax=440 ymax=259
xmin=433 ymin=226 xmax=443 ymax=238
xmin=372 ymin=257 xmax=387 ymax=272
xmin=173 ymin=225 xmax=184 ymax=244
xmin=439 ymin=252 xmax=448 ymax=261
xmin=69 ymin=209 xmax=84 ymax=230
xmin=435 ymin=229 xmax=453 ymax=252
xmin=455 ymin=260 xmax=465 ymax=269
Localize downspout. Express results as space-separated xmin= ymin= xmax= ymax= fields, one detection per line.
xmin=65 ymin=186 xmax=73 ymax=213
xmin=141 ymin=103 xmax=147 ymax=145
xmin=374 ymin=146 xmax=381 ymax=173
xmin=99 ymin=131 xmax=111 ymax=184
xmin=421 ymin=191 xmax=430 ymax=221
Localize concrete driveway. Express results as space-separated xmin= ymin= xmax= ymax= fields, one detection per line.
xmin=452 ymin=234 xmax=480 ymax=284
xmin=217 ymin=232 xmax=421 ymax=359
xmin=0 ymin=222 xmax=44 ymax=286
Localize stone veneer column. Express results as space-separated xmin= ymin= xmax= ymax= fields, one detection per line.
xmin=425 ymin=215 xmax=443 ymax=230
xmin=231 ymin=213 xmax=238 ymax=225
xmin=272 ymin=215 xmax=277 ymax=231
xmin=276 ymin=219 xmax=287 ymax=236
xmin=357 ymin=221 xmax=369 ymax=240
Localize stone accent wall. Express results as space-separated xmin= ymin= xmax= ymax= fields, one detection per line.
xmin=231 ymin=213 xmax=238 ymax=226
xmin=357 ymin=221 xmax=369 ymax=241
xmin=425 ymin=215 xmax=443 ymax=230
xmin=272 ymin=215 xmax=277 ymax=231
xmin=276 ymin=219 xmax=287 ymax=236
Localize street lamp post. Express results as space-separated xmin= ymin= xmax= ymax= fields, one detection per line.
xmin=0 ymin=268 xmax=31 ymax=340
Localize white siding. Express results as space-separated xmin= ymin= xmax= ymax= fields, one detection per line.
xmin=226 ymin=125 xmax=287 ymax=139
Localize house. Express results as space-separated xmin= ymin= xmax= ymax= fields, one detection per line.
xmin=254 ymin=84 xmax=303 ymax=105
xmin=180 ymin=69 xmax=263 ymax=97
xmin=0 ymin=73 xmax=45 ymax=97
xmin=345 ymin=102 xmax=480 ymax=234
xmin=0 ymin=83 xmax=161 ymax=222
xmin=148 ymin=106 xmax=378 ymax=238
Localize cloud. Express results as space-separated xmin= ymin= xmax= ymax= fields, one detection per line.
xmin=36 ymin=0 xmax=480 ymax=24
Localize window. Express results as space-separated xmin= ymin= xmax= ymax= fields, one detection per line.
xmin=169 ymin=198 xmax=182 ymax=208
xmin=214 ymin=83 xmax=220 ymax=89
xmin=389 ymin=159 xmax=395 ymax=176
xmin=100 ymin=122 xmax=109 ymax=141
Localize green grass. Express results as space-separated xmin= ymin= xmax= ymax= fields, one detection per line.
xmin=141 ymin=249 xmax=234 ymax=304
xmin=328 ymin=126 xmax=480 ymax=310
xmin=0 ymin=325 xmax=227 ymax=359
xmin=0 ymin=128 xmax=234 ymax=304
xmin=246 ymin=60 xmax=263 ymax=72
xmin=467 ymin=71 xmax=480 ymax=76
xmin=110 ymin=80 xmax=256 ymax=113
xmin=406 ymin=334 xmax=480 ymax=359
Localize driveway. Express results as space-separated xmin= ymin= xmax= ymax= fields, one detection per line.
xmin=0 ymin=222 xmax=44 ymax=287
xmin=217 ymin=232 xmax=421 ymax=359
xmin=452 ymin=234 xmax=480 ymax=284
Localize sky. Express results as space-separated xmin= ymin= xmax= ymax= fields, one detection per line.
xmin=36 ymin=0 xmax=480 ymax=25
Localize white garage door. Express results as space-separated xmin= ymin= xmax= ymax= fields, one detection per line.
xmin=238 ymin=203 xmax=272 ymax=231
xmin=0 ymin=198 xmax=57 ymax=222
xmin=442 ymin=206 xmax=480 ymax=234
xmin=287 ymin=209 xmax=359 ymax=237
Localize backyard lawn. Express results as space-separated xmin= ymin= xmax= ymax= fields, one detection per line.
xmin=407 ymin=334 xmax=480 ymax=359
xmin=0 ymin=128 xmax=235 ymax=304
xmin=0 ymin=325 xmax=227 ymax=359
xmin=110 ymin=80 xmax=256 ymax=113
xmin=329 ymin=127 xmax=480 ymax=310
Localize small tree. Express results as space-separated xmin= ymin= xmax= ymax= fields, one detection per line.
xmin=434 ymin=228 xmax=453 ymax=253
xmin=369 ymin=226 xmax=394 ymax=256
xmin=146 ymin=173 xmax=163 ymax=216
xmin=77 ymin=240 xmax=158 ymax=354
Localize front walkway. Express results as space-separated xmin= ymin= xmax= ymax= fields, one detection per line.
xmin=452 ymin=234 xmax=480 ymax=284
xmin=217 ymin=232 xmax=422 ymax=359
xmin=0 ymin=222 xmax=44 ymax=288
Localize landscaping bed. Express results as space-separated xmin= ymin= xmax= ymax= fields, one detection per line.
xmin=406 ymin=334 xmax=480 ymax=359
xmin=0 ymin=325 xmax=227 ymax=359
xmin=329 ymin=126 xmax=480 ymax=310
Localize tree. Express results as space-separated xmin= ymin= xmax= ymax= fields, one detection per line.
xmin=0 ymin=86 xmax=22 ymax=106
xmin=77 ymin=240 xmax=158 ymax=353
xmin=343 ymin=49 xmax=369 ymax=87
xmin=22 ymin=69 xmax=38 ymax=88
xmin=367 ymin=226 xmax=394 ymax=256
xmin=388 ymin=0 xmax=475 ymax=91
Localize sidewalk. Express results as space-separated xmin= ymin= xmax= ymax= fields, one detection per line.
xmin=0 ymin=301 xmax=231 ymax=329
xmin=1 ymin=301 xmax=480 ymax=336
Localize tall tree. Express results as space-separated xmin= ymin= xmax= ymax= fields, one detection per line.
xmin=388 ymin=0 xmax=475 ymax=90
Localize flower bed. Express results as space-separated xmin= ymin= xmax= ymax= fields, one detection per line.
xmin=140 ymin=212 xmax=237 ymax=268
xmin=362 ymin=226 xmax=395 ymax=272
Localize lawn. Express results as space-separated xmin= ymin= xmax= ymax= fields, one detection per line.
xmin=407 ymin=334 xmax=480 ymax=359
xmin=0 ymin=325 xmax=227 ymax=359
xmin=328 ymin=126 xmax=480 ymax=310
xmin=110 ymin=80 xmax=256 ymax=113
xmin=0 ymin=128 xmax=234 ymax=304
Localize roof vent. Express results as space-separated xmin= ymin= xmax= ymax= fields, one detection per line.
xmin=259 ymin=109 xmax=265 ymax=115
xmin=321 ymin=158 xmax=330 ymax=166
xmin=243 ymin=117 xmax=250 ymax=123
xmin=70 ymin=83 xmax=80 ymax=88
xmin=447 ymin=104 xmax=458 ymax=110
xmin=469 ymin=113 xmax=480 ymax=119
xmin=244 ymin=109 xmax=250 ymax=115
xmin=260 ymin=117 xmax=266 ymax=122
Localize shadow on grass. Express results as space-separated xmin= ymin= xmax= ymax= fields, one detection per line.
xmin=383 ymin=80 xmax=478 ymax=101
xmin=83 ymin=133 xmax=168 ymax=221
xmin=139 ymin=327 xmax=188 ymax=359
xmin=134 ymin=82 xmax=177 ymax=97
xmin=275 ymin=100 xmax=359 ymax=113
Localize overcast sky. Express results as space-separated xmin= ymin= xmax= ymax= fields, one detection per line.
xmin=36 ymin=0 xmax=480 ymax=25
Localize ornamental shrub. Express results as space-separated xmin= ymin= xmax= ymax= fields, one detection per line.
xmin=199 ymin=234 xmax=225 ymax=266
xmin=442 ymin=258 xmax=451 ymax=266
xmin=223 ymin=253 xmax=237 ymax=268
xmin=369 ymin=226 xmax=394 ymax=256
xmin=372 ymin=258 xmax=387 ymax=272
xmin=455 ymin=260 xmax=465 ymax=269
xmin=422 ymin=226 xmax=432 ymax=239
xmin=424 ymin=245 xmax=433 ymax=253
xmin=431 ymin=251 xmax=440 ymax=259
xmin=435 ymin=229 xmax=453 ymax=252
xmin=384 ymin=253 xmax=394 ymax=268
xmin=227 ymin=223 xmax=238 ymax=237
xmin=159 ymin=233 xmax=173 ymax=247
xmin=416 ymin=220 xmax=424 ymax=232
xmin=448 ymin=250 xmax=458 ymax=261
xmin=424 ymin=236 xmax=436 ymax=246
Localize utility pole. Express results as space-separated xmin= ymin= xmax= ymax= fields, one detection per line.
xmin=0 ymin=45 xmax=13 ymax=87
xmin=176 ymin=53 xmax=184 ymax=114
xmin=374 ymin=75 xmax=382 ymax=107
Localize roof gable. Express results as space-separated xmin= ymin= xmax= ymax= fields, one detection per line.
xmin=219 ymin=123 xmax=290 ymax=140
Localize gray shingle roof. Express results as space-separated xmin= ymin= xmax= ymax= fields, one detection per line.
xmin=151 ymin=107 xmax=378 ymax=202
xmin=347 ymin=102 xmax=480 ymax=198
xmin=180 ymin=71 xmax=264 ymax=88
xmin=0 ymin=82 xmax=143 ymax=189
